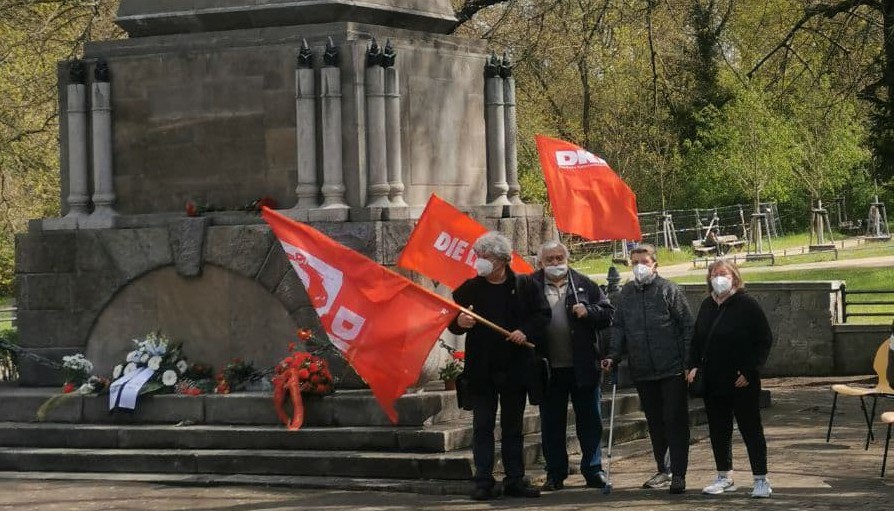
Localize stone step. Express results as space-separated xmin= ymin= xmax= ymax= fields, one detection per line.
xmin=0 ymin=392 xmax=642 ymax=453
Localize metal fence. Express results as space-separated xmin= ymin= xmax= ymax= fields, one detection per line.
xmin=841 ymin=286 xmax=894 ymax=323
xmin=562 ymin=202 xmax=782 ymax=260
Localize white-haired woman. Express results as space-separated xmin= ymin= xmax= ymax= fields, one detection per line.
xmin=449 ymin=231 xmax=550 ymax=501
xmin=686 ymin=259 xmax=773 ymax=498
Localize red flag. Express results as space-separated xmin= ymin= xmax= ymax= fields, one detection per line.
xmin=397 ymin=194 xmax=534 ymax=289
xmin=262 ymin=207 xmax=460 ymax=423
xmin=536 ymin=135 xmax=642 ymax=241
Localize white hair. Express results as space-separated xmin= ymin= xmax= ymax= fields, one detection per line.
xmin=538 ymin=240 xmax=569 ymax=260
xmin=473 ymin=231 xmax=512 ymax=261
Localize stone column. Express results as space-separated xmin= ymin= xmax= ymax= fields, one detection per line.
xmin=383 ymin=40 xmax=407 ymax=207
xmin=64 ymin=60 xmax=90 ymax=220
xmin=294 ymin=40 xmax=318 ymax=209
xmin=501 ymin=53 xmax=522 ymax=205
xmin=484 ymin=52 xmax=510 ymax=206
xmin=318 ymin=38 xmax=349 ymax=211
xmin=87 ymin=59 xmax=117 ymax=226
xmin=364 ymin=39 xmax=391 ymax=208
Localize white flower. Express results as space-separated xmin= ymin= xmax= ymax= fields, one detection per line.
xmin=176 ymin=360 xmax=188 ymax=374
xmin=148 ymin=356 xmax=162 ymax=371
xmin=162 ymin=370 xmax=178 ymax=386
xmin=124 ymin=362 xmax=137 ymax=375
xmin=112 ymin=364 xmax=123 ymax=379
xmin=126 ymin=351 xmax=139 ymax=363
xmin=140 ymin=353 xmax=150 ymax=363
xmin=77 ymin=383 xmax=94 ymax=395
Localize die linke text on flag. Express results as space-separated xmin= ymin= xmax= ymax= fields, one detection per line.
xmin=397 ymin=194 xmax=534 ymax=290
xmin=535 ymin=135 xmax=642 ymax=241
xmin=262 ymin=207 xmax=461 ymax=423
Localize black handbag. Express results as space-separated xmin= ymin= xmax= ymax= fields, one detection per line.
xmin=690 ymin=307 xmax=726 ymax=398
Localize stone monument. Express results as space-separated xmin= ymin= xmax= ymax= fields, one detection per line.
xmin=14 ymin=0 xmax=556 ymax=386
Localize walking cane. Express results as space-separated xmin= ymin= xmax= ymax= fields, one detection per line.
xmin=603 ymin=367 xmax=619 ymax=495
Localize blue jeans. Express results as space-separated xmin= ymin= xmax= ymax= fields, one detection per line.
xmin=539 ymin=368 xmax=603 ymax=483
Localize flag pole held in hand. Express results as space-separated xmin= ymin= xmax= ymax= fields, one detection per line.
xmin=458 ymin=305 xmax=535 ymax=349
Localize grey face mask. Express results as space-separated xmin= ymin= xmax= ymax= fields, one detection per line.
xmin=633 ymin=263 xmax=654 ymax=284
xmin=474 ymin=258 xmax=494 ymax=277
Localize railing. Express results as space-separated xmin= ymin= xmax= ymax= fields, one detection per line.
xmin=841 ymin=285 xmax=894 ymax=323
xmin=0 ymin=306 xmax=15 ymax=326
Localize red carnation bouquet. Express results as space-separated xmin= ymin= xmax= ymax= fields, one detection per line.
xmin=272 ymin=331 xmax=334 ymax=430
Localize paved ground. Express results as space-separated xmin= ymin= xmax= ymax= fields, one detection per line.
xmin=0 ymin=377 xmax=891 ymax=510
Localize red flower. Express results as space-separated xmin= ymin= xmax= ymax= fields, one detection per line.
xmin=297 ymin=329 xmax=313 ymax=341
xmin=258 ymin=195 xmax=277 ymax=209
xmin=452 ymin=351 xmax=465 ymax=361
xmin=297 ymin=368 xmax=310 ymax=381
xmin=62 ymin=382 xmax=76 ymax=394
xmin=287 ymin=342 xmax=297 ymax=353
xmin=185 ymin=200 xmax=198 ymax=217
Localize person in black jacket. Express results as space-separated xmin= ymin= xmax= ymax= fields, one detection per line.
xmin=532 ymin=241 xmax=614 ymax=492
xmin=449 ymin=232 xmax=550 ymax=501
xmin=601 ymin=244 xmax=694 ymax=494
xmin=686 ymin=259 xmax=773 ymax=499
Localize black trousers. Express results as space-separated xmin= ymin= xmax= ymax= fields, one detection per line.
xmin=635 ymin=374 xmax=690 ymax=476
xmin=471 ymin=383 xmax=528 ymax=489
xmin=704 ymin=383 xmax=768 ymax=475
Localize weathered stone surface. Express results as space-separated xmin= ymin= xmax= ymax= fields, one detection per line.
xmin=203 ymin=394 xmax=280 ymax=425
xmin=169 ymin=217 xmax=209 ymax=277
xmin=272 ymin=268 xmax=311 ymax=314
xmin=498 ymin=217 xmax=528 ymax=256
xmin=116 ymin=0 xmax=459 ymax=37
xmin=541 ymin=216 xmax=559 ymax=243
xmin=18 ymin=274 xmax=72 ymax=311
xmin=381 ymin=220 xmax=414 ymax=265
xmin=313 ymin=221 xmax=382 ymax=261
xmin=97 ymin=228 xmax=172 ymax=281
xmin=526 ymin=216 xmax=544 ymax=256
xmin=255 ymin=242 xmax=291 ymax=293
xmin=76 ymin=230 xmax=116 ymax=272
xmin=307 ymin=208 xmax=350 ymax=222
xmin=82 ymin=394 xmax=205 ymax=424
xmin=203 ymin=225 xmax=273 ymax=279
xmin=15 ymin=232 xmax=76 ymax=274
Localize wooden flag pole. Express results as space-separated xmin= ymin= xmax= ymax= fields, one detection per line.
xmin=458 ymin=306 xmax=535 ymax=350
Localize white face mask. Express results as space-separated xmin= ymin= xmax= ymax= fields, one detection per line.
xmin=544 ymin=264 xmax=568 ymax=280
xmin=711 ymin=275 xmax=733 ymax=295
xmin=474 ymin=258 xmax=494 ymax=277
xmin=632 ymin=263 xmax=654 ymax=284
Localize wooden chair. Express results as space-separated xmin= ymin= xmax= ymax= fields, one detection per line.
xmin=826 ymin=332 xmax=894 ymax=450
xmin=882 ymin=411 xmax=894 ymax=477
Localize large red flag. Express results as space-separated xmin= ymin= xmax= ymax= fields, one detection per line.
xmin=262 ymin=207 xmax=460 ymax=423
xmin=536 ymin=135 xmax=642 ymax=241
xmin=397 ymin=194 xmax=534 ymax=289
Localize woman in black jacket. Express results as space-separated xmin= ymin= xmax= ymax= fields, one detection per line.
xmin=686 ymin=259 xmax=773 ymax=499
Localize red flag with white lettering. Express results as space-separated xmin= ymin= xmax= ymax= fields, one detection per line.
xmin=536 ymin=135 xmax=642 ymax=241
xmin=397 ymin=194 xmax=534 ymax=289
xmin=262 ymin=207 xmax=460 ymax=423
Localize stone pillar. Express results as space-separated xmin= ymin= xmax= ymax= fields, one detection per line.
xmin=86 ymin=59 xmax=117 ymax=226
xmin=484 ymin=52 xmax=510 ymax=206
xmin=318 ymin=38 xmax=349 ymax=212
xmin=383 ymin=40 xmax=407 ymax=207
xmin=294 ymin=40 xmax=318 ymax=209
xmin=364 ymin=39 xmax=391 ymax=208
xmin=501 ymin=53 xmax=522 ymax=205
xmin=64 ymin=60 xmax=90 ymax=220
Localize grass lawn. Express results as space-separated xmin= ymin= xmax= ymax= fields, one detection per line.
xmin=0 ymin=297 xmax=13 ymax=331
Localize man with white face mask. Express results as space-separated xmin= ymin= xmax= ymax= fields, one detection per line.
xmin=449 ymin=232 xmax=550 ymax=501
xmin=532 ymin=241 xmax=614 ymax=492
xmin=601 ymin=244 xmax=694 ymax=494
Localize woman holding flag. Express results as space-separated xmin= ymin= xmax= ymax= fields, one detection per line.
xmin=449 ymin=232 xmax=550 ymax=501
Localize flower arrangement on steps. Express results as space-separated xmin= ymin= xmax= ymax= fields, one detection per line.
xmin=272 ymin=329 xmax=335 ymax=431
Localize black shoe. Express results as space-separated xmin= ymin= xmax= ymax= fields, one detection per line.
xmin=504 ymin=482 xmax=541 ymax=498
xmin=669 ymin=475 xmax=686 ymax=494
xmin=471 ymin=486 xmax=501 ymax=501
xmin=586 ymin=471 xmax=608 ymax=488
xmin=541 ymin=478 xmax=564 ymax=491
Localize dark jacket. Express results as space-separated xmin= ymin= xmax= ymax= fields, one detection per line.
xmin=449 ymin=269 xmax=550 ymax=396
xmin=687 ymin=291 xmax=773 ymax=396
xmin=608 ymin=275 xmax=694 ymax=382
xmin=532 ymin=268 xmax=614 ymax=387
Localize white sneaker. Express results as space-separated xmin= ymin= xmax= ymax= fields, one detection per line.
xmin=751 ymin=478 xmax=772 ymax=498
xmin=641 ymin=472 xmax=672 ymax=489
xmin=702 ymin=475 xmax=737 ymax=495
